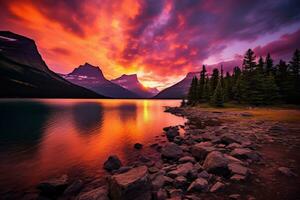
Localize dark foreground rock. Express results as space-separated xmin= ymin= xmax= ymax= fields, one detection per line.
xmin=108 ymin=166 xmax=151 ymax=200
xmin=76 ymin=187 xmax=108 ymax=200
xmin=161 ymin=143 xmax=183 ymax=160
xmin=104 ymin=155 xmax=122 ymax=171
xmin=37 ymin=175 xmax=69 ymax=197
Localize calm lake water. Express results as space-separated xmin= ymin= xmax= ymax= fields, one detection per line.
xmin=0 ymin=99 xmax=185 ymax=193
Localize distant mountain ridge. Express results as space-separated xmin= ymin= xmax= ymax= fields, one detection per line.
xmin=0 ymin=31 xmax=102 ymax=98
xmin=111 ymin=74 xmax=159 ymax=98
xmin=154 ymin=72 xmax=200 ymax=99
xmin=63 ymin=63 xmax=140 ymax=98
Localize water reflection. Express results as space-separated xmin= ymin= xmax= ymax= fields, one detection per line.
xmin=0 ymin=99 xmax=185 ymax=194
xmin=72 ymin=102 xmax=104 ymax=134
xmin=0 ymin=101 xmax=49 ymax=149
xmin=118 ymin=103 xmax=137 ymax=122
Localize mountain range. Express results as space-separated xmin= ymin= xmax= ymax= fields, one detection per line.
xmin=62 ymin=63 xmax=139 ymax=98
xmin=0 ymin=31 xmax=102 ymax=98
xmin=0 ymin=31 xmax=198 ymax=99
xmin=154 ymin=72 xmax=200 ymax=99
xmin=111 ymin=74 xmax=159 ymax=98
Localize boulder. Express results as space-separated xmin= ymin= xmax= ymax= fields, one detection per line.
xmin=210 ymin=182 xmax=225 ymax=192
xmin=109 ymin=166 xmax=151 ymax=200
xmin=161 ymin=143 xmax=183 ymax=160
xmin=228 ymin=163 xmax=249 ymax=176
xmin=229 ymin=194 xmax=241 ymax=200
xmin=156 ymin=188 xmax=168 ymax=200
xmin=191 ymin=142 xmax=215 ymax=160
xmin=198 ymin=170 xmax=210 ymax=179
xmin=174 ymin=176 xmax=188 ymax=188
xmin=203 ymin=151 xmax=229 ymax=177
xmin=187 ymin=178 xmax=208 ymax=192
xmin=178 ymin=156 xmax=196 ymax=164
xmin=103 ymin=155 xmax=122 ymax=171
xmin=230 ymin=174 xmax=246 ymax=181
xmin=224 ymin=154 xmax=244 ymax=164
xmin=64 ymin=179 xmax=83 ymax=196
xmin=226 ymin=143 xmax=242 ymax=150
xmin=152 ymin=175 xmax=173 ymax=191
xmin=230 ymin=148 xmax=260 ymax=161
xmin=173 ymin=136 xmax=184 ymax=145
xmin=167 ymin=162 xmax=194 ymax=178
xmin=169 ymin=189 xmax=182 ymax=198
xmin=37 ymin=175 xmax=69 ymax=197
xmin=220 ymin=134 xmax=247 ymax=145
xmin=134 ymin=143 xmax=143 ymax=149
xmin=76 ymin=187 xmax=108 ymax=200
xmin=164 ymin=126 xmax=180 ymax=141
xmin=277 ymin=167 xmax=297 ymax=177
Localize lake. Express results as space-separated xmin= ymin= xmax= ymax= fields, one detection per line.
xmin=0 ymin=99 xmax=185 ymax=194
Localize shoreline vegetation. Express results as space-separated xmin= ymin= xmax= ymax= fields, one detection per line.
xmin=184 ymin=49 xmax=300 ymax=107
xmin=22 ymin=104 xmax=300 ymax=200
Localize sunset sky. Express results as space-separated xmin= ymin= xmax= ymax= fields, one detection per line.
xmin=0 ymin=0 xmax=300 ymax=89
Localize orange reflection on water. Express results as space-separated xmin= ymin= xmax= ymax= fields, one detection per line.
xmin=0 ymin=99 xmax=185 ymax=191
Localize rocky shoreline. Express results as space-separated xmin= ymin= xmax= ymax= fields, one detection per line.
xmin=24 ymin=106 xmax=300 ymax=200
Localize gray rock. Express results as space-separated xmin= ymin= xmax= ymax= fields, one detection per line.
xmin=191 ymin=142 xmax=215 ymax=160
xmin=152 ymin=175 xmax=173 ymax=191
xmin=113 ymin=166 xmax=132 ymax=174
xmin=178 ymin=156 xmax=196 ymax=164
xmin=76 ymin=187 xmax=108 ymax=200
xmin=64 ymin=179 xmax=83 ymax=196
xmin=37 ymin=175 xmax=69 ymax=197
xmin=230 ymin=174 xmax=246 ymax=181
xmin=109 ymin=166 xmax=151 ymax=200
xmin=103 ymin=155 xmax=122 ymax=171
xmin=174 ymin=176 xmax=188 ymax=188
xmin=226 ymin=143 xmax=242 ymax=150
xmin=230 ymin=148 xmax=260 ymax=161
xmin=187 ymin=178 xmax=208 ymax=192
xmin=161 ymin=143 xmax=183 ymax=160
xmin=229 ymin=194 xmax=241 ymax=200
xmin=167 ymin=162 xmax=194 ymax=178
xmin=134 ymin=143 xmax=143 ymax=149
xmin=148 ymin=166 xmax=159 ymax=174
xmin=203 ymin=151 xmax=229 ymax=177
xmin=221 ymin=134 xmax=247 ymax=145
xmin=156 ymin=188 xmax=168 ymax=200
xmin=169 ymin=189 xmax=182 ymax=198
xmin=210 ymin=181 xmax=225 ymax=192
xmin=198 ymin=170 xmax=210 ymax=179
xmin=278 ymin=167 xmax=297 ymax=177
xmin=228 ymin=163 xmax=249 ymax=176
xmin=164 ymin=126 xmax=180 ymax=141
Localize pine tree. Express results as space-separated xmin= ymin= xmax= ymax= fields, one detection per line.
xmin=265 ymin=53 xmax=274 ymax=75
xmin=243 ymin=49 xmax=256 ymax=72
xmin=289 ymin=49 xmax=300 ymax=104
xmin=197 ymin=65 xmax=207 ymax=101
xmin=220 ymin=65 xmax=225 ymax=88
xmin=224 ymin=72 xmax=232 ymax=102
xmin=257 ymin=56 xmax=264 ymax=73
xmin=210 ymin=68 xmax=219 ymax=96
xmin=203 ymin=75 xmax=211 ymax=102
xmin=275 ymin=60 xmax=291 ymax=103
xmin=187 ymin=77 xmax=198 ymax=105
xmin=211 ymin=79 xmax=224 ymax=107
xmin=263 ymin=74 xmax=278 ymax=104
xmin=233 ymin=76 xmax=242 ymax=103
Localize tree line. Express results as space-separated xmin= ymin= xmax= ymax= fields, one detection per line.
xmin=186 ymin=49 xmax=300 ymax=107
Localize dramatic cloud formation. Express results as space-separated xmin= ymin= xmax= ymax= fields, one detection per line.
xmin=0 ymin=0 xmax=300 ymax=89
